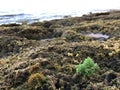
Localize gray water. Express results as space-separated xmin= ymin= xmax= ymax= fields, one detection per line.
xmin=0 ymin=11 xmax=78 ymax=24
xmin=0 ymin=0 xmax=120 ymax=24
xmin=86 ymin=33 xmax=109 ymax=39
xmin=0 ymin=10 xmax=111 ymax=24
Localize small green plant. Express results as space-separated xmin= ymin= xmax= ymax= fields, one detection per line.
xmin=76 ymin=57 xmax=100 ymax=77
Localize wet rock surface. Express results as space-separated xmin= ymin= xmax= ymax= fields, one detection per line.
xmin=0 ymin=10 xmax=120 ymax=90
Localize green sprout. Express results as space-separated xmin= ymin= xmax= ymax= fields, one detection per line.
xmin=76 ymin=57 xmax=100 ymax=77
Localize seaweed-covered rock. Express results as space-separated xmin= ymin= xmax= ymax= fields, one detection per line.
xmin=0 ymin=10 xmax=120 ymax=90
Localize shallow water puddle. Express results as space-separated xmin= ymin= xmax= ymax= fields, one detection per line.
xmin=86 ymin=33 xmax=109 ymax=39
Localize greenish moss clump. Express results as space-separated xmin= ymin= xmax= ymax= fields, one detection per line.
xmin=76 ymin=57 xmax=100 ymax=77
xmin=28 ymin=73 xmax=46 ymax=90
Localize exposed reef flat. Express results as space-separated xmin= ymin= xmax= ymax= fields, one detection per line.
xmin=0 ymin=10 xmax=120 ymax=90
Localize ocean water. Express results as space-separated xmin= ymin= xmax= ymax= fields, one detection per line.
xmin=0 ymin=0 xmax=120 ymax=24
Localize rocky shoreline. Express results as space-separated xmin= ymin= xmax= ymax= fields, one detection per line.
xmin=0 ymin=10 xmax=120 ymax=90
